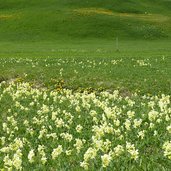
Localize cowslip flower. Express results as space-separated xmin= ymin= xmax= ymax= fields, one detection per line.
xmin=80 ymin=161 xmax=89 ymax=170
xmin=133 ymin=119 xmax=142 ymax=128
xmin=126 ymin=142 xmax=139 ymax=160
xmin=66 ymin=150 xmax=72 ymax=156
xmin=13 ymin=156 xmax=22 ymax=170
xmin=101 ymin=154 xmax=112 ymax=167
xmin=51 ymin=145 xmax=63 ymax=159
xmin=3 ymin=154 xmax=13 ymax=167
xmin=138 ymin=130 xmax=145 ymax=139
xmin=28 ymin=149 xmax=35 ymax=163
xmin=124 ymin=119 xmax=131 ymax=131
xmin=167 ymin=125 xmax=171 ymax=134
xmin=74 ymin=139 xmax=83 ymax=153
xmin=41 ymin=156 xmax=47 ymax=165
xmin=76 ymin=125 xmax=83 ymax=133
xmin=127 ymin=111 xmax=135 ymax=118
xmin=13 ymin=149 xmax=22 ymax=170
xmin=114 ymin=145 xmax=124 ymax=157
xmin=84 ymin=148 xmax=97 ymax=161
xmin=148 ymin=110 xmax=158 ymax=121
xmin=163 ymin=141 xmax=171 ymax=160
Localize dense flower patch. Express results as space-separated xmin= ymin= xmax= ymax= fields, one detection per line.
xmin=0 ymin=81 xmax=171 ymax=170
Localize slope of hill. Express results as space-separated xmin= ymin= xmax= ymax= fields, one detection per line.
xmin=0 ymin=0 xmax=171 ymax=42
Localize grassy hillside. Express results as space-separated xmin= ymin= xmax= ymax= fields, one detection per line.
xmin=0 ymin=3 xmax=171 ymax=170
xmin=0 ymin=0 xmax=171 ymax=95
xmin=0 ymin=0 xmax=171 ymax=42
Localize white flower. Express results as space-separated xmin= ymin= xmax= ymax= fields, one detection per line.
xmin=55 ymin=118 xmax=64 ymax=128
xmin=127 ymin=111 xmax=135 ymax=118
xmin=154 ymin=130 xmax=158 ymax=136
xmin=38 ymin=127 xmax=47 ymax=139
xmin=133 ymin=119 xmax=142 ymax=128
xmin=102 ymin=139 xmax=111 ymax=152
xmin=167 ymin=125 xmax=171 ymax=134
xmin=90 ymin=110 xmax=97 ymax=117
xmin=60 ymin=133 xmax=73 ymax=142
xmin=42 ymin=104 xmax=49 ymax=113
xmin=0 ymin=137 xmax=5 ymax=145
xmin=80 ymin=161 xmax=89 ymax=170
xmin=28 ymin=149 xmax=35 ymax=163
xmin=66 ymin=150 xmax=72 ymax=156
xmin=52 ymin=145 xmax=63 ymax=159
xmin=125 ymin=119 xmax=131 ymax=131
xmin=84 ymin=148 xmax=97 ymax=161
xmin=163 ymin=141 xmax=171 ymax=160
xmin=101 ymin=154 xmax=112 ymax=167
xmin=138 ymin=130 xmax=145 ymax=139
xmin=115 ymin=119 xmax=120 ymax=126
xmin=114 ymin=145 xmax=124 ymax=157
xmin=149 ymin=123 xmax=155 ymax=129
xmin=76 ymin=125 xmax=83 ymax=133
xmin=3 ymin=154 xmax=13 ymax=167
xmin=76 ymin=106 xmax=81 ymax=112
xmin=41 ymin=156 xmax=47 ymax=165
xmin=148 ymin=110 xmax=158 ymax=121
xmin=52 ymin=111 xmax=58 ymax=120
xmin=74 ymin=139 xmax=83 ymax=153
xmin=126 ymin=142 xmax=139 ymax=160
xmin=92 ymin=138 xmax=103 ymax=150
xmin=130 ymin=149 xmax=139 ymax=160
xmin=0 ymin=146 xmax=10 ymax=153
xmin=13 ymin=150 xmax=22 ymax=170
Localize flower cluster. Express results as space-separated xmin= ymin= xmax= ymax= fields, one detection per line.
xmin=0 ymin=81 xmax=170 ymax=170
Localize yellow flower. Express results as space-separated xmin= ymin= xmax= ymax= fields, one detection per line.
xmin=101 ymin=154 xmax=112 ymax=167
xmin=28 ymin=149 xmax=35 ymax=163
xmin=76 ymin=125 xmax=83 ymax=133
xmin=80 ymin=161 xmax=89 ymax=170
xmin=167 ymin=125 xmax=171 ymax=134
xmin=52 ymin=145 xmax=63 ymax=159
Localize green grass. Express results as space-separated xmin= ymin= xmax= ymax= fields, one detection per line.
xmin=0 ymin=40 xmax=171 ymax=95
xmin=0 ymin=1 xmax=171 ymax=170
xmin=0 ymin=0 xmax=171 ymax=79
xmin=0 ymin=0 xmax=171 ymax=94
xmin=0 ymin=0 xmax=171 ymax=41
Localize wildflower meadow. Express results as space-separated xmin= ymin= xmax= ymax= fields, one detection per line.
xmin=0 ymin=81 xmax=171 ymax=170
xmin=0 ymin=0 xmax=171 ymax=170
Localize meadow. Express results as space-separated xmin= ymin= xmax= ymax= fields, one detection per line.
xmin=0 ymin=0 xmax=171 ymax=170
xmin=0 ymin=40 xmax=171 ymax=95
xmin=0 ymin=42 xmax=171 ymax=170
xmin=0 ymin=81 xmax=171 ymax=171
